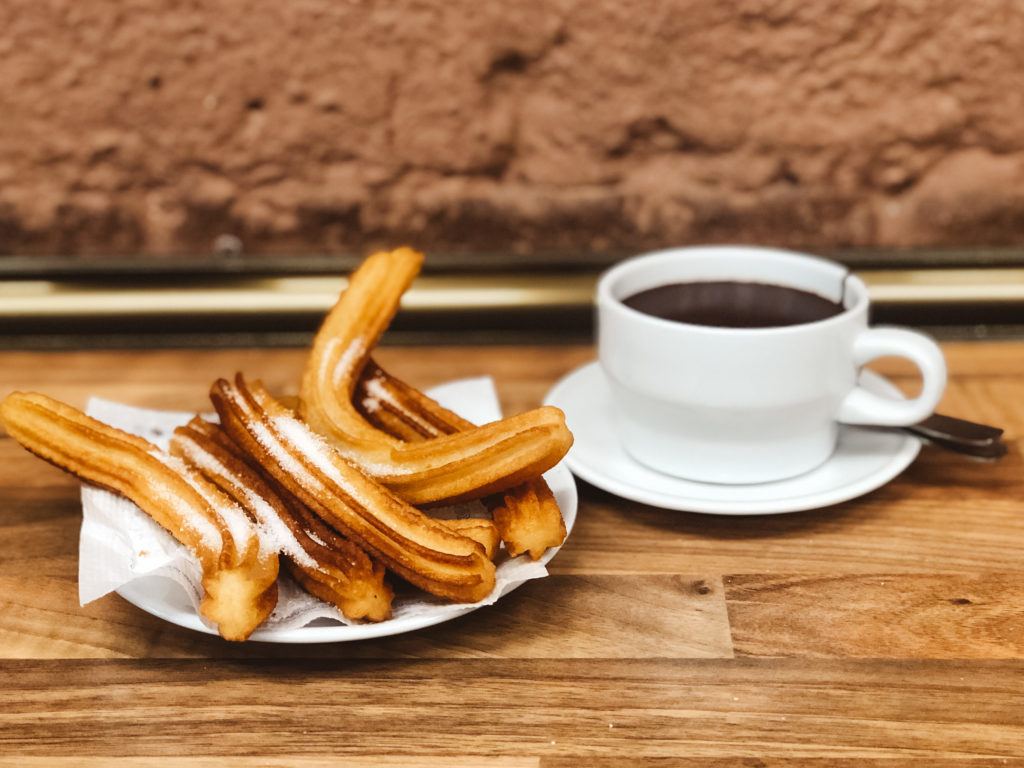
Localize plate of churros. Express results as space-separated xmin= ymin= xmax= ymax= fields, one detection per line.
xmin=0 ymin=248 xmax=577 ymax=642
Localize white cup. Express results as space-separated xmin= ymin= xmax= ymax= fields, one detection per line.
xmin=597 ymin=246 xmax=947 ymax=484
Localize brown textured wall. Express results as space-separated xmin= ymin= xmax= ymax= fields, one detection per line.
xmin=2 ymin=0 xmax=1024 ymax=259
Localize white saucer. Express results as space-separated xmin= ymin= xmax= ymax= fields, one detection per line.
xmin=544 ymin=362 xmax=921 ymax=515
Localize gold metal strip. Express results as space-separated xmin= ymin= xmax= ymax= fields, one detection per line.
xmin=2 ymin=268 xmax=1023 ymax=319
xmin=857 ymin=268 xmax=1024 ymax=303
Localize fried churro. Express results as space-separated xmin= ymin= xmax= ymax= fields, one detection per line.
xmin=440 ymin=517 xmax=502 ymax=560
xmin=299 ymin=247 xmax=573 ymax=507
xmin=170 ymin=417 xmax=393 ymax=621
xmin=0 ymin=392 xmax=278 ymax=641
xmin=211 ymin=374 xmax=497 ymax=603
xmin=356 ymin=361 xmax=567 ymax=559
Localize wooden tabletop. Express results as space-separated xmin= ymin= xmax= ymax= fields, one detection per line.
xmin=1 ymin=342 xmax=1023 ymax=765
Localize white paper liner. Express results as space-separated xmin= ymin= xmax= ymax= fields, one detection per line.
xmin=79 ymin=377 xmax=548 ymax=631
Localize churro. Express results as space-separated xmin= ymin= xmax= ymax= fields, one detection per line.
xmin=171 ymin=417 xmax=393 ymax=621
xmin=440 ymin=517 xmax=502 ymax=560
xmin=211 ymin=374 xmax=497 ymax=603
xmin=0 ymin=392 xmax=279 ymax=641
xmin=299 ymin=247 xmax=573 ymax=507
xmin=356 ymin=361 xmax=567 ymax=559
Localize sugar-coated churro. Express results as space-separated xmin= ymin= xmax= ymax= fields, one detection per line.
xmin=299 ymin=248 xmax=573 ymax=507
xmin=212 ymin=374 xmax=497 ymax=603
xmin=0 ymin=392 xmax=279 ymax=641
xmin=171 ymin=417 xmax=393 ymax=622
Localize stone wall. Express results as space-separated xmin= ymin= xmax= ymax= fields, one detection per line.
xmin=3 ymin=0 xmax=1024 ymax=259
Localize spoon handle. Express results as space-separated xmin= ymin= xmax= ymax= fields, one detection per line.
xmin=905 ymin=414 xmax=1007 ymax=459
xmin=909 ymin=414 xmax=1004 ymax=446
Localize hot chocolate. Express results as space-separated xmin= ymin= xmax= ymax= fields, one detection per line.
xmin=623 ymin=281 xmax=844 ymax=329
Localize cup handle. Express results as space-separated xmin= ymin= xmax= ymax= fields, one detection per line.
xmin=837 ymin=327 xmax=947 ymax=426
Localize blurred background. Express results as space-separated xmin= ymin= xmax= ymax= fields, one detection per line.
xmin=3 ymin=0 xmax=1023 ymax=345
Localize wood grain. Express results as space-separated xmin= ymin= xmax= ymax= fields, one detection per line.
xmin=0 ymin=574 xmax=732 ymax=661
xmin=727 ymin=573 xmax=1024 ymax=659
xmin=2 ymin=761 xmax=1019 ymax=768
xmin=2 ymin=761 xmax=1021 ymax=768
xmin=555 ymin=456 xmax=1024 ymax=575
xmin=1 ymin=660 xmax=1021 ymax=759
xmin=541 ymin=761 xmax=1024 ymax=768
xmin=0 ymin=761 xmax=540 ymax=768
xmin=2 ymin=341 xmax=1024 ymax=760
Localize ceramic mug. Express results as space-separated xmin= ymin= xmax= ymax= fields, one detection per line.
xmin=597 ymin=246 xmax=947 ymax=484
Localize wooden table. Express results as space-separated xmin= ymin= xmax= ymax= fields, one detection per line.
xmin=2 ymin=342 xmax=1023 ymax=765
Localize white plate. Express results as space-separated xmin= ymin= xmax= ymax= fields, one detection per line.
xmin=118 ymin=462 xmax=576 ymax=643
xmin=114 ymin=376 xmax=577 ymax=647
xmin=544 ymin=361 xmax=920 ymax=515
